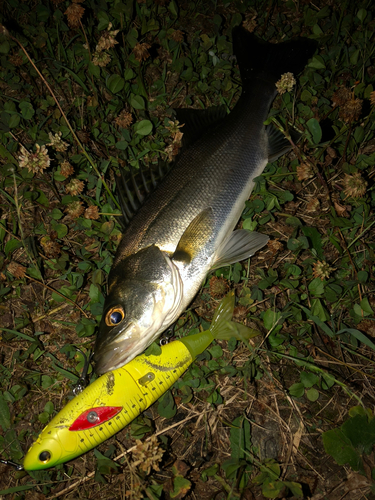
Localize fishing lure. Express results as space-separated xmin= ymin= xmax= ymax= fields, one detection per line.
xmin=23 ymin=293 xmax=257 ymax=470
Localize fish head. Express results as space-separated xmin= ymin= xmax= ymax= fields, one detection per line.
xmin=93 ymin=245 xmax=183 ymax=375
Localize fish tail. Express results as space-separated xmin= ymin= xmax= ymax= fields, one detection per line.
xmin=210 ymin=291 xmax=260 ymax=342
xmin=232 ymin=26 xmax=317 ymax=91
xmin=179 ymin=292 xmax=260 ymax=358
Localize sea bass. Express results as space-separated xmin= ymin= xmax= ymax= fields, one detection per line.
xmin=93 ymin=26 xmax=317 ymax=375
xmin=24 ymin=294 xmax=256 ymax=470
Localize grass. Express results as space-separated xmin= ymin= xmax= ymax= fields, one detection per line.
xmin=0 ymin=0 xmax=375 ymax=498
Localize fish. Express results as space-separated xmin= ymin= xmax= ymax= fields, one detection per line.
xmin=93 ymin=26 xmax=318 ymax=375
xmin=23 ymin=293 xmax=257 ymax=470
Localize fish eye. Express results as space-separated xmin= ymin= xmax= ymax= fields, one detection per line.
xmin=39 ymin=451 xmax=51 ymax=463
xmin=105 ymin=307 xmax=125 ymax=327
xmin=87 ymin=411 xmax=99 ymax=423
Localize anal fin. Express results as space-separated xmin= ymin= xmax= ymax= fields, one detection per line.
xmin=267 ymin=125 xmax=301 ymax=163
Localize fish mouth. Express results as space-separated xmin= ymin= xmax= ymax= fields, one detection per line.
xmin=94 ymin=339 xmax=136 ymax=375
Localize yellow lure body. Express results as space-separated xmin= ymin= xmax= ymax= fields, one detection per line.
xmin=23 ymin=340 xmax=193 ymax=470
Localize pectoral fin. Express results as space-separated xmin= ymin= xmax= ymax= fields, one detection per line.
xmin=172 ymin=208 xmax=215 ymax=265
xmin=212 ymin=230 xmax=269 ymax=270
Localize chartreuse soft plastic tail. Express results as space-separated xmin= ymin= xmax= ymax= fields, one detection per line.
xmin=23 ymin=292 xmax=257 ymax=470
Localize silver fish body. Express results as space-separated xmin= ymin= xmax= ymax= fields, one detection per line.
xmin=93 ymin=27 xmax=317 ymax=374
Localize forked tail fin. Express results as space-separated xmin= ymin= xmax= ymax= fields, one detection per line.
xmin=210 ymin=291 xmax=260 ymax=341
xmin=232 ymin=26 xmax=318 ymax=91
xmin=179 ymin=292 xmax=260 ymax=359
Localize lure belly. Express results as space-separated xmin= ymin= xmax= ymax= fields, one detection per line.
xmin=23 ymin=293 xmax=250 ymax=470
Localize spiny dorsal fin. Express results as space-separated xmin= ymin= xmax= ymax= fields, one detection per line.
xmin=116 ymin=162 xmax=172 ymax=230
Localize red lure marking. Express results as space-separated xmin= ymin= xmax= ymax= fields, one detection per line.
xmin=69 ymin=406 xmax=123 ymax=431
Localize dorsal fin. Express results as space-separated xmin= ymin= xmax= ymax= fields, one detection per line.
xmin=174 ymin=106 xmax=228 ymax=149
xmin=116 ymin=162 xmax=172 ymax=230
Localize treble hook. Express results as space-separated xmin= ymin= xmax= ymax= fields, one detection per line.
xmin=72 ymin=348 xmax=93 ymax=395
xmin=0 ymin=458 xmax=24 ymax=471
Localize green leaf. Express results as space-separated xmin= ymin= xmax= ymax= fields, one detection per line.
xmin=357 ymin=270 xmax=368 ymax=283
xmin=222 ymin=457 xmax=245 ymax=479
xmin=107 ymin=74 xmax=125 ymax=94
xmin=50 ymin=208 xmax=63 ymax=220
xmin=357 ymin=8 xmax=367 ymax=22
xmin=0 ymin=40 xmax=10 ymax=54
xmin=0 ymin=223 xmax=9 ymax=246
xmin=308 ymin=55 xmax=325 ymax=69
xmin=341 ymin=414 xmax=375 ymax=454
xmin=301 ymin=227 xmax=323 ymax=259
xmin=300 ymin=371 xmax=319 ymax=388
xmin=299 ymin=305 xmax=334 ymax=337
xmin=323 ymin=428 xmax=362 ymax=470
xmin=289 ymin=383 xmax=304 ymax=398
xmin=4 ymin=239 xmax=23 ymax=257
xmin=89 ymin=283 xmax=101 ymax=302
xmin=41 ymin=375 xmax=54 ymax=389
xmin=27 ymin=265 xmax=42 ymax=280
xmin=144 ymin=342 xmax=162 ymax=356
xmin=44 ymin=401 xmax=54 ymax=414
xmin=348 ymin=406 xmax=373 ymax=420
xmin=308 ymin=278 xmax=324 ymax=297
xmin=0 ymin=393 xmax=11 ymax=431
xmin=130 ymin=421 xmax=152 ymax=439
xmin=157 ymin=390 xmax=176 ymax=419
xmin=170 ymin=476 xmax=191 ymax=499
xmin=263 ymin=309 xmax=281 ymax=331
xmin=94 ymin=449 xmax=119 ymax=474
xmin=208 ymin=344 xmax=222 ymax=358
xmin=97 ymin=10 xmax=110 ymax=31
xmin=36 ymin=189 xmax=49 ymax=207
xmin=282 ymin=481 xmax=303 ymax=498
xmin=115 ymin=140 xmax=129 ymax=150
xmin=310 ymin=298 xmax=330 ymax=322
xmin=51 ymin=221 xmax=68 ymax=239
xmin=9 ymin=114 xmax=20 ymax=129
xmin=0 ymin=484 xmax=37 ymax=495
xmin=168 ymin=0 xmax=178 ymax=17
xmin=350 ymin=49 xmax=360 ymax=66
xmin=354 ymin=126 xmax=365 ymax=144
xmin=38 ymin=411 xmax=50 ymax=424
xmin=130 ymin=94 xmax=145 ymax=110
xmin=134 ymin=119 xmax=153 ymax=136
xmin=321 ymin=372 xmax=335 ymax=390
xmin=306 ymin=388 xmax=319 ymax=401
xmin=229 ymin=416 xmax=251 ymax=461
xmin=124 ymin=68 xmax=135 ymax=80
xmin=306 ymin=118 xmax=322 ymax=144
xmin=19 ymin=101 xmax=35 ymax=120
xmin=359 ymin=297 xmax=374 ymax=315
xmin=337 ymin=328 xmax=375 ymax=353
xmin=262 ymin=479 xmax=284 ymax=498
xmin=88 ymin=61 xmax=101 ymax=78
xmin=285 ymin=216 xmax=302 ymax=227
